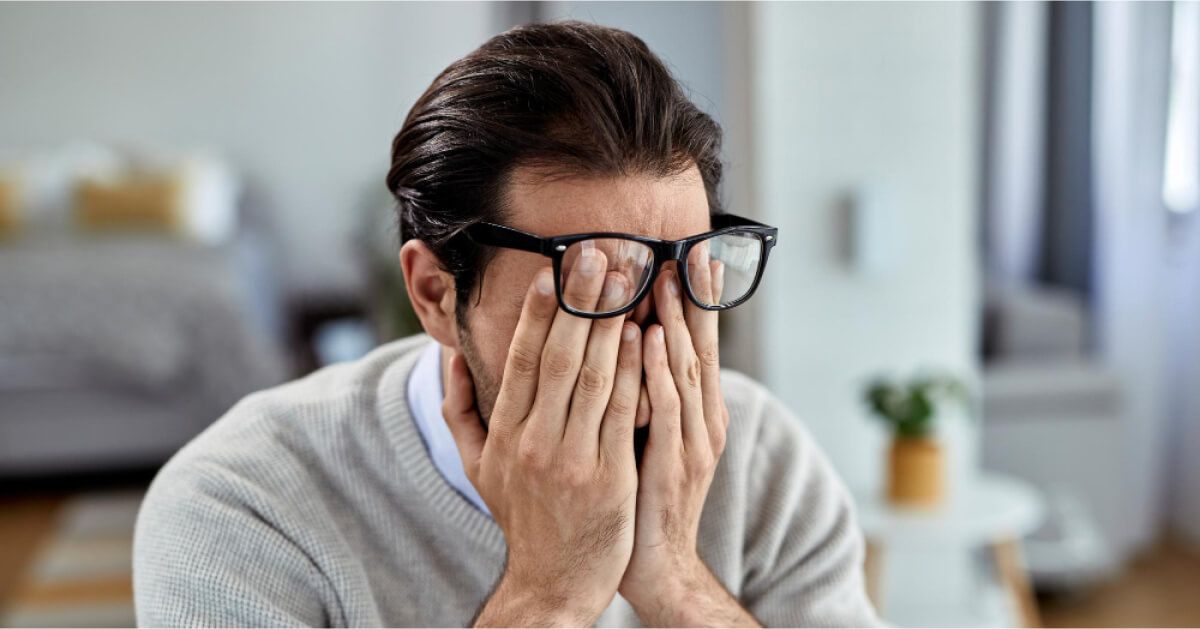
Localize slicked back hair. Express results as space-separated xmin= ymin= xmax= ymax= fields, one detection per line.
xmin=386 ymin=20 xmax=724 ymax=311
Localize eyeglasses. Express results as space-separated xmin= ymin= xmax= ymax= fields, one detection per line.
xmin=463 ymin=213 xmax=778 ymax=319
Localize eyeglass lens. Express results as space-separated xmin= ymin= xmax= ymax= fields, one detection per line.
xmin=559 ymin=232 xmax=764 ymax=314
xmin=559 ymin=238 xmax=653 ymax=315
xmin=687 ymin=232 xmax=763 ymax=307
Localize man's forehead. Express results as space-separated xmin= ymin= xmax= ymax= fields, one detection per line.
xmin=504 ymin=164 xmax=710 ymax=240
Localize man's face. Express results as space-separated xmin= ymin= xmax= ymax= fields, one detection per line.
xmin=457 ymin=164 xmax=711 ymax=420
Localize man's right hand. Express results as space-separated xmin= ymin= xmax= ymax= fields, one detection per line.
xmin=442 ymin=250 xmax=643 ymax=628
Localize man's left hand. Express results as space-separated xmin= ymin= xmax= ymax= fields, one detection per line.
xmin=618 ymin=247 xmax=760 ymax=628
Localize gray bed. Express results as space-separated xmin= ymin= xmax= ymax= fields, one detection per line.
xmin=0 ymin=226 xmax=289 ymax=477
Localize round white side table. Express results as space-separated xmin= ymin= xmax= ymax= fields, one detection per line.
xmin=856 ymin=474 xmax=1045 ymax=627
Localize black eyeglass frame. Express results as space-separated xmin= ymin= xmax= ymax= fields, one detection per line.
xmin=463 ymin=213 xmax=778 ymax=319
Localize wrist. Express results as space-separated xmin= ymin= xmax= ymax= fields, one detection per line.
xmin=622 ymin=553 xmax=709 ymax=625
xmin=623 ymin=554 xmax=759 ymax=628
xmin=476 ymin=566 xmax=607 ymax=628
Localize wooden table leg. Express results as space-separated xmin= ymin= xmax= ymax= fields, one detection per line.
xmin=864 ymin=539 xmax=884 ymax=615
xmin=991 ymin=537 xmax=1040 ymax=628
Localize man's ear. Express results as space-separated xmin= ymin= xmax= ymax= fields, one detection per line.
xmin=399 ymin=240 xmax=459 ymax=349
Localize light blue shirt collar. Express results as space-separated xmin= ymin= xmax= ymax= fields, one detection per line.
xmin=406 ymin=341 xmax=492 ymax=517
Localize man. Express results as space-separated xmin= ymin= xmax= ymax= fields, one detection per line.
xmin=134 ymin=21 xmax=879 ymax=628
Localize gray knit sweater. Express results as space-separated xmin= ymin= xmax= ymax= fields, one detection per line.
xmin=134 ymin=335 xmax=879 ymax=627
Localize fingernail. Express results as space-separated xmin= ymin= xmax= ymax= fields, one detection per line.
xmin=535 ymin=270 xmax=554 ymax=295
xmin=668 ymin=273 xmax=680 ymax=297
xmin=622 ymin=324 xmax=637 ymax=342
xmin=579 ymin=248 xmax=602 ymax=276
xmin=654 ymin=326 xmax=665 ymax=342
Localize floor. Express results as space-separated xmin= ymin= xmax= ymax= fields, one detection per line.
xmin=1040 ymin=538 xmax=1200 ymax=628
xmin=2 ymin=492 xmax=1200 ymax=627
xmin=0 ymin=495 xmax=61 ymax=612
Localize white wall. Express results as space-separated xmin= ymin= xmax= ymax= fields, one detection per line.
xmin=751 ymin=2 xmax=982 ymax=493
xmin=0 ymin=3 xmax=496 ymax=293
xmin=540 ymin=3 xmax=726 ymax=124
xmin=536 ymin=2 xmax=765 ymax=377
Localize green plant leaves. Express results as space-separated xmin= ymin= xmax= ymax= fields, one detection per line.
xmin=864 ymin=373 xmax=967 ymax=438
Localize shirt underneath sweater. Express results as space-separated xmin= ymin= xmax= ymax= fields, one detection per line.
xmin=133 ymin=334 xmax=880 ymax=627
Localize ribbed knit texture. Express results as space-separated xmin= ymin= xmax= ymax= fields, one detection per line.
xmin=133 ymin=334 xmax=880 ymax=627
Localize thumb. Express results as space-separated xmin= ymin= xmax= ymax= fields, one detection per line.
xmin=442 ymin=349 xmax=486 ymax=481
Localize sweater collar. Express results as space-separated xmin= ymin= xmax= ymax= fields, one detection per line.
xmin=376 ymin=336 xmax=505 ymax=551
xmin=406 ymin=341 xmax=492 ymax=517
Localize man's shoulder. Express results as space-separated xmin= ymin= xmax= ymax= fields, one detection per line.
xmin=236 ymin=332 xmax=431 ymax=425
xmin=148 ymin=334 xmax=430 ymax=500
xmin=718 ymin=367 xmax=812 ymax=454
xmin=712 ymin=367 xmax=846 ymax=506
xmin=717 ymin=368 xmax=767 ymax=414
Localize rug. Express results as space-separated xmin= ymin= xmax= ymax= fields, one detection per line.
xmin=2 ymin=491 xmax=142 ymax=627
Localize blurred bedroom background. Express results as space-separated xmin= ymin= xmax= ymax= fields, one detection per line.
xmin=1 ymin=1 xmax=1199 ymax=627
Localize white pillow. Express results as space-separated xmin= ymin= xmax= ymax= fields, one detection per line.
xmin=174 ymin=154 xmax=241 ymax=246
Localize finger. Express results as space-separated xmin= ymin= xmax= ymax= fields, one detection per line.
xmin=686 ymin=240 xmax=714 ymax=305
xmin=654 ymin=268 xmax=708 ymax=451
xmin=642 ymin=324 xmax=681 ymax=447
xmin=599 ymin=322 xmax=641 ymax=464
xmin=442 ymin=350 xmax=486 ymax=482
xmin=636 ymin=384 xmax=651 ymax=429
xmin=527 ymin=247 xmax=607 ymax=442
xmin=684 ymin=245 xmax=725 ymax=451
xmin=493 ymin=267 xmax=559 ymax=432
xmin=564 ymin=271 xmax=631 ymax=454
xmin=711 ymin=259 xmax=725 ymax=305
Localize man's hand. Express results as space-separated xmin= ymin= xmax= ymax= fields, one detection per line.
xmin=619 ymin=246 xmax=761 ymax=628
xmin=443 ymin=252 xmax=644 ymax=628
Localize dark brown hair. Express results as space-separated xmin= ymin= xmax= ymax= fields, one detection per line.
xmin=386 ymin=20 xmax=724 ymax=309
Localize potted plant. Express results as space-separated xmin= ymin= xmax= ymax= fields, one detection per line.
xmin=864 ymin=374 xmax=967 ymax=508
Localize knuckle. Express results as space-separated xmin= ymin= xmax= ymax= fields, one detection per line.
xmin=517 ymin=439 xmax=548 ymax=471
xmin=565 ymin=287 xmax=588 ymax=304
xmin=575 ymin=363 xmax=610 ymax=398
xmin=606 ymin=391 xmax=637 ymax=417
xmin=541 ymin=343 xmax=576 ymax=380
xmin=530 ymin=291 xmax=558 ymax=318
xmin=507 ymin=343 xmax=540 ymax=379
xmin=564 ymin=278 xmax=595 ymax=302
xmin=685 ymin=356 xmax=703 ymax=388
xmin=488 ymin=420 xmax=515 ymax=445
xmin=605 ymin=421 xmax=634 ymax=445
xmin=688 ymin=450 xmax=715 ymax=474
xmin=697 ymin=344 xmax=720 ymax=370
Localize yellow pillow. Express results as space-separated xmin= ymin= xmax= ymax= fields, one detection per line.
xmin=75 ymin=174 xmax=185 ymax=234
xmin=0 ymin=174 xmax=21 ymax=239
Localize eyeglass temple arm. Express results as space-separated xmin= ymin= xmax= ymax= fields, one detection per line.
xmin=712 ymin=213 xmax=772 ymax=229
xmin=465 ymin=222 xmax=553 ymax=255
